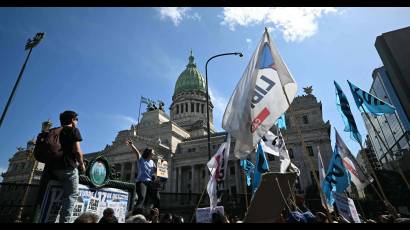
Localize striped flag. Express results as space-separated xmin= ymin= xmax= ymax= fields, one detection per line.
xmin=348 ymin=80 xmax=395 ymax=115
xmin=334 ymin=81 xmax=362 ymax=145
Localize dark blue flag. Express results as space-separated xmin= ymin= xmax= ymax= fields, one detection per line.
xmin=334 ymin=81 xmax=362 ymax=145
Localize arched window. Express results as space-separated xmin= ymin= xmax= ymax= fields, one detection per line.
xmin=181 ymin=104 xmax=184 ymax=113
xmin=185 ymin=103 xmax=188 ymax=112
xmin=176 ymin=105 xmax=179 ymax=114
xmin=196 ymin=103 xmax=200 ymax=112
xmin=201 ymin=104 xmax=204 ymax=113
xmin=191 ymin=102 xmax=195 ymax=112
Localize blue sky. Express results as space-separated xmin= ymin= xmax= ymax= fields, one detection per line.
xmin=0 ymin=7 xmax=409 ymax=177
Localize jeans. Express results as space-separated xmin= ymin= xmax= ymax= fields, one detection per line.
xmin=135 ymin=181 xmax=160 ymax=211
xmin=52 ymin=167 xmax=79 ymax=223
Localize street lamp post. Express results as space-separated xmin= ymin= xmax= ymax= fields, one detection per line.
xmin=0 ymin=32 xmax=45 ymax=129
xmin=205 ymin=52 xmax=243 ymax=160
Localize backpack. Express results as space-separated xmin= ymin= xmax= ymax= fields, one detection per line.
xmin=33 ymin=127 xmax=64 ymax=163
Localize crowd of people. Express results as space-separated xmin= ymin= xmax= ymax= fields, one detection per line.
xmin=33 ymin=110 xmax=410 ymax=224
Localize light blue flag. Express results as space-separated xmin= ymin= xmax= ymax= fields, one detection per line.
xmin=252 ymin=142 xmax=270 ymax=194
xmin=334 ymin=81 xmax=362 ymax=145
xmin=141 ymin=96 xmax=149 ymax=104
xmin=240 ymin=159 xmax=255 ymax=186
xmin=275 ymin=113 xmax=287 ymax=129
xmin=322 ymin=143 xmax=351 ymax=207
xmin=348 ymin=80 xmax=395 ymax=115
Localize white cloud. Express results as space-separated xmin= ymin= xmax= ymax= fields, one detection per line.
xmin=157 ymin=7 xmax=200 ymax=26
xmin=221 ymin=7 xmax=338 ymax=42
xmin=246 ymin=38 xmax=252 ymax=43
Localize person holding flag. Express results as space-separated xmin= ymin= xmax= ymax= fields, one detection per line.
xmin=222 ymin=28 xmax=297 ymax=159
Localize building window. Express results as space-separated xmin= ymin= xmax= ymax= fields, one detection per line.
xmin=188 ymin=171 xmax=192 ymax=180
xmin=126 ymin=174 xmax=131 ymax=181
xmin=307 ymin=146 xmax=314 ymax=156
xmin=231 ymin=186 xmax=237 ymax=194
xmin=191 ymin=103 xmax=195 ymax=112
xmin=21 ymin=163 xmax=26 ymax=170
xmin=176 ymin=105 xmax=179 ymax=114
xmin=303 ymin=115 xmax=308 ymax=124
xmin=289 ymin=148 xmax=294 ymax=159
xmin=186 ymin=103 xmax=188 ymax=112
xmin=196 ymin=103 xmax=200 ymax=113
xmin=202 ymin=169 xmax=205 ymax=178
xmin=181 ymin=104 xmax=184 ymax=113
xmin=230 ymin=166 xmax=235 ymax=175
xmin=201 ymin=104 xmax=205 ymax=114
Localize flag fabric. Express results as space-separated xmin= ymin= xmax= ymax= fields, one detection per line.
xmin=222 ymin=28 xmax=297 ymax=159
xmin=141 ymin=96 xmax=149 ymax=104
xmin=317 ymin=147 xmax=334 ymax=212
xmin=252 ymin=142 xmax=270 ymax=194
xmin=322 ymin=144 xmax=351 ymax=207
xmin=348 ymin=80 xmax=396 ymax=115
xmin=335 ymin=129 xmax=372 ymax=190
xmin=334 ymin=81 xmax=362 ymax=145
xmin=261 ymin=129 xmax=299 ymax=175
xmin=240 ymin=159 xmax=255 ymax=186
xmin=275 ymin=113 xmax=287 ymax=129
xmin=207 ymin=134 xmax=231 ymax=211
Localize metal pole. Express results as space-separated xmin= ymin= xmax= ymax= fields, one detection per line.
xmin=0 ymin=47 xmax=33 ymax=128
xmin=205 ymin=52 xmax=243 ymax=160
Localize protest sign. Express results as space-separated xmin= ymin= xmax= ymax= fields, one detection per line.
xmin=196 ymin=206 xmax=224 ymax=223
xmin=332 ymin=191 xmax=361 ymax=223
xmin=157 ymin=158 xmax=168 ymax=178
xmin=38 ymin=180 xmax=129 ymax=223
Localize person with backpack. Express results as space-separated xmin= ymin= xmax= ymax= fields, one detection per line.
xmin=34 ymin=110 xmax=85 ymax=223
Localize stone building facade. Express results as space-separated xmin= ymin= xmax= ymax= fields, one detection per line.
xmin=1 ymin=140 xmax=44 ymax=185
xmin=1 ymin=52 xmax=333 ymax=199
xmin=84 ymin=52 xmax=333 ymax=197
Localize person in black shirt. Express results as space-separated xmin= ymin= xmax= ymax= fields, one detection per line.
xmin=51 ymin=110 xmax=85 ymax=223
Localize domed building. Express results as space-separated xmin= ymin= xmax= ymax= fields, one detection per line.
xmin=1 ymin=51 xmax=334 ymax=221
xmin=170 ymin=51 xmax=215 ymax=137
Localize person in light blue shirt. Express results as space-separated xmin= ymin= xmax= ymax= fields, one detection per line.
xmin=126 ymin=139 xmax=160 ymax=213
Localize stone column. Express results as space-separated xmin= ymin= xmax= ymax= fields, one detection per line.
xmin=191 ymin=165 xmax=195 ymax=193
xmin=177 ymin=167 xmax=182 ymax=193
xmin=131 ymin=160 xmax=136 ymax=183
xmin=121 ymin=163 xmax=125 ymax=181
xmin=234 ymin=160 xmax=239 ymax=193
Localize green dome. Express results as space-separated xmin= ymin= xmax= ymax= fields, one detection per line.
xmin=174 ymin=51 xmax=206 ymax=95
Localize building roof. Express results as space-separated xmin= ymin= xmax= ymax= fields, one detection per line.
xmin=174 ymin=50 xmax=206 ymax=95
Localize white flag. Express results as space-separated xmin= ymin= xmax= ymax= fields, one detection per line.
xmin=335 ymin=130 xmax=372 ymax=190
xmin=318 ymin=147 xmax=334 ymax=212
xmin=261 ymin=129 xmax=299 ymax=175
xmin=222 ymin=28 xmax=297 ymax=159
xmin=207 ymin=133 xmax=231 ymax=210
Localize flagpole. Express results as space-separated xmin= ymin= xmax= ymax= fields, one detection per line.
xmin=136 ymin=96 xmax=142 ymax=136
xmin=240 ymin=164 xmax=249 ymax=210
xmin=361 ymin=105 xmax=410 ymax=193
xmin=190 ymin=186 xmax=207 ymax=223
xmin=264 ymin=27 xmax=333 ymax=222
